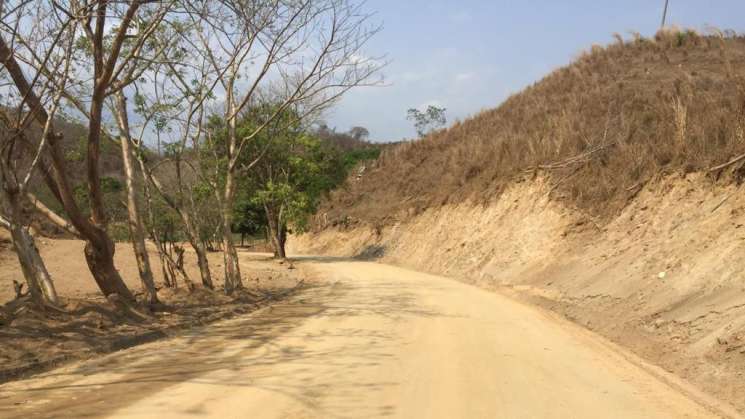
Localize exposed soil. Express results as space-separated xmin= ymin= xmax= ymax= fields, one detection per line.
xmin=291 ymin=173 xmax=745 ymax=415
xmin=0 ymin=232 xmax=310 ymax=383
xmin=0 ymin=260 xmax=729 ymax=418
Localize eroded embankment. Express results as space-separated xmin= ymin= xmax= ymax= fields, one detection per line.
xmin=291 ymin=174 xmax=745 ymax=414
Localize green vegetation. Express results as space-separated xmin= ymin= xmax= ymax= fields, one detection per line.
xmin=213 ymin=106 xmax=379 ymax=258
xmin=407 ymin=105 xmax=447 ymax=138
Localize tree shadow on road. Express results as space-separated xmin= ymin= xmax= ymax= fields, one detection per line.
xmin=0 ymin=274 xmax=452 ymax=419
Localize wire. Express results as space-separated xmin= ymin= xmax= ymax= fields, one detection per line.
xmin=661 ymin=0 xmax=670 ymax=29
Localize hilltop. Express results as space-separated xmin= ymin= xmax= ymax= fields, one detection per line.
xmin=316 ymin=30 xmax=745 ymax=228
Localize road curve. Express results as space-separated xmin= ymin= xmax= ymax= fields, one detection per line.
xmin=0 ymin=259 xmax=728 ymax=418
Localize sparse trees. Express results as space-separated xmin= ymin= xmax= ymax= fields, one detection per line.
xmin=0 ymin=114 xmax=61 ymax=306
xmin=0 ymin=0 xmax=179 ymax=303
xmin=107 ymin=12 xmax=204 ymax=300
xmin=0 ymin=0 xmax=382 ymax=302
xmin=407 ymin=105 xmax=447 ymax=138
xmin=112 ymin=93 xmax=158 ymax=304
xmin=122 ymin=24 xmax=220 ymax=291
xmin=0 ymin=1 xmax=79 ymax=306
xmin=179 ymin=0 xmax=383 ymax=293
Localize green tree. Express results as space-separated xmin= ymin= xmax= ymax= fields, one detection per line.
xmin=349 ymin=126 xmax=370 ymax=141
xmin=232 ymin=107 xmax=345 ymax=259
xmin=407 ymin=105 xmax=447 ymax=138
xmin=232 ymin=188 xmax=268 ymax=247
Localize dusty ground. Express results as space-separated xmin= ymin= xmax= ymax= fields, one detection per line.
xmin=0 ymin=231 xmax=287 ymax=302
xmin=292 ymin=173 xmax=745 ymax=415
xmin=0 ymin=232 xmax=308 ymax=382
xmin=0 ymin=260 xmax=733 ymax=419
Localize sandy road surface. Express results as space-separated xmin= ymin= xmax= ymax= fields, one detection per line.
xmin=0 ymin=258 xmax=729 ymax=418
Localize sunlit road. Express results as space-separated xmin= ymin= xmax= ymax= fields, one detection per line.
xmin=0 ymin=259 xmax=725 ymax=418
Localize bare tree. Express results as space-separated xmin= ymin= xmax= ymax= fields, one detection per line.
xmin=0 ymin=119 xmax=61 ymax=305
xmin=104 ymin=7 xmax=186 ymax=304
xmin=125 ymin=45 xmax=219 ymax=290
xmin=180 ymin=0 xmax=384 ymax=293
xmin=112 ymin=92 xmax=158 ymax=304
xmin=0 ymin=0 xmax=176 ymax=303
xmin=0 ymin=0 xmax=83 ymax=306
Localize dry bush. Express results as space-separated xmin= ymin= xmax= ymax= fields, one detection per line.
xmin=316 ymin=30 xmax=745 ymax=227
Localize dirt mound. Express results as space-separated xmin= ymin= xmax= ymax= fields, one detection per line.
xmin=292 ymin=173 xmax=745 ymax=414
xmin=316 ymin=30 xmax=745 ymax=229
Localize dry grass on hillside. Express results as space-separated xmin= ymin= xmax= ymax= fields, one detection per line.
xmin=318 ymin=29 xmax=745 ymax=227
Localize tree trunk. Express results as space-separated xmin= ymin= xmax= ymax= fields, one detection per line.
xmin=5 ymin=218 xmax=60 ymax=305
xmin=0 ymin=37 xmax=134 ymax=303
xmin=221 ymin=69 xmax=244 ymax=295
xmin=221 ymin=173 xmax=242 ymax=294
xmin=136 ymin=155 xmax=214 ymax=290
xmin=84 ymin=230 xmax=135 ymax=300
xmin=115 ymin=93 xmax=158 ymax=305
xmin=0 ymin=179 xmax=59 ymax=306
xmin=174 ymin=214 xmax=213 ymax=289
xmin=264 ymin=204 xmax=286 ymax=259
xmin=193 ymin=238 xmax=213 ymax=290
xmin=159 ymin=248 xmax=174 ymax=288
xmin=278 ymin=225 xmax=288 ymax=259
xmin=8 ymin=224 xmax=44 ymax=303
xmin=25 ymin=192 xmax=79 ymax=237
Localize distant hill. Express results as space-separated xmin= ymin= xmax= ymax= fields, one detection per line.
xmin=315 ymin=29 xmax=745 ymax=227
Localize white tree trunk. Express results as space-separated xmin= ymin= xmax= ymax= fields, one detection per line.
xmin=10 ymin=224 xmax=59 ymax=305
xmin=115 ymin=93 xmax=158 ymax=305
xmin=0 ymin=193 xmax=59 ymax=305
xmin=221 ymin=172 xmax=242 ymax=294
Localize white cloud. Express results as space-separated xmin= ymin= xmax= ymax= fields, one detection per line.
xmin=396 ymin=71 xmax=429 ymax=83
xmin=454 ymin=72 xmax=475 ymax=83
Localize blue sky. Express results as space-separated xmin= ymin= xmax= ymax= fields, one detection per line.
xmin=326 ymin=0 xmax=745 ymax=142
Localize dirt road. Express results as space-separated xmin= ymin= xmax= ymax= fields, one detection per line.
xmin=0 ymin=259 xmax=732 ymax=418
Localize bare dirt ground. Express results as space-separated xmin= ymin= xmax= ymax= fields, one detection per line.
xmin=293 ymin=173 xmax=745 ymax=416
xmin=0 ymin=230 xmax=308 ymax=382
xmin=0 ymin=259 xmax=733 ymax=418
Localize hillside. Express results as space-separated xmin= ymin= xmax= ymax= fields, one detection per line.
xmin=293 ymin=30 xmax=745 ymax=415
xmin=15 ymin=117 xmax=127 ymax=236
xmin=315 ymin=30 xmax=745 ymax=228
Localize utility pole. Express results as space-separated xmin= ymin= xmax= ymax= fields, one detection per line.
xmin=660 ymin=0 xmax=670 ymax=29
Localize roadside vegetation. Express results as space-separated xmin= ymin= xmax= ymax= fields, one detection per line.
xmin=0 ymin=0 xmax=382 ymax=344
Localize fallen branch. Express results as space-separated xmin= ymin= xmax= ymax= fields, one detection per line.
xmin=528 ymin=141 xmax=617 ymax=171
xmin=711 ymin=194 xmax=732 ymax=213
xmin=625 ymin=181 xmax=644 ymax=191
xmin=707 ymin=152 xmax=745 ymax=173
xmin=25 ymin=193 xmax=80 ymax=237
xmin=548 ymin=166 xmax=582 ymax=194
